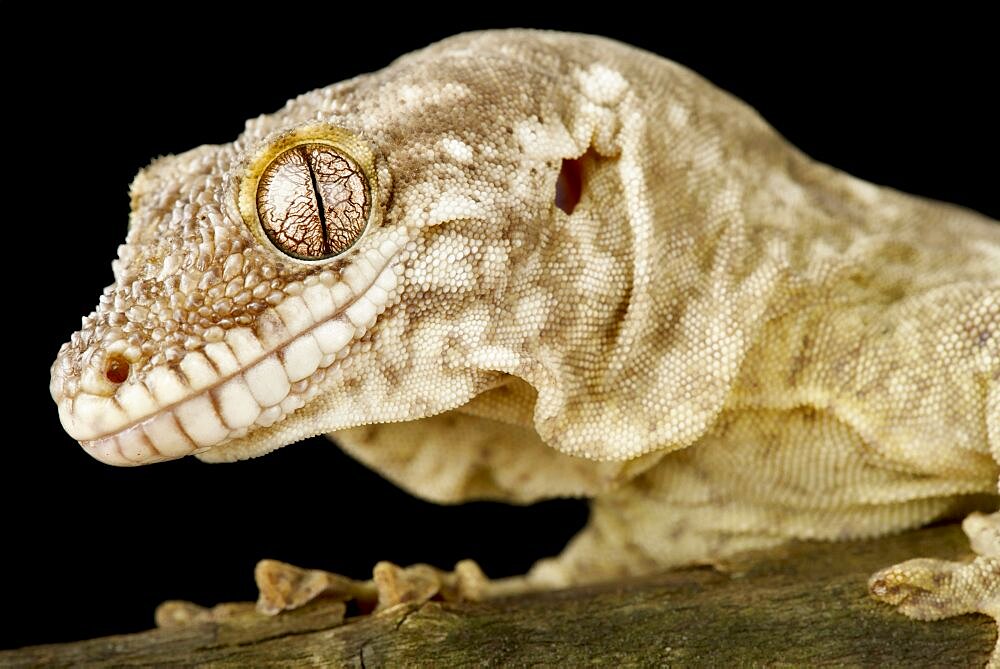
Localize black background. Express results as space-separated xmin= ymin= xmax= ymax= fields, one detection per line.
xmin=5 ymin=10 xmax=996 ymax=649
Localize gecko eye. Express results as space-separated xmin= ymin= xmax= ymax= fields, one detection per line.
xmin=255 ymin=145 xmax=370 ymax=260
xmin=239 ymin=126 xmax=381 ymax=262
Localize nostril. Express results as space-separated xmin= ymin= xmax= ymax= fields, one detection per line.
xmin=105 ymin=354 xmax=130 ymax=384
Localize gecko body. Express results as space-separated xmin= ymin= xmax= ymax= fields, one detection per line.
xmin=50 ymin=31 xmax=999 ymax=661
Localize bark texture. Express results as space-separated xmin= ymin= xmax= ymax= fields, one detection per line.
xmin=2 ymin=523 xmax=993 ymax=667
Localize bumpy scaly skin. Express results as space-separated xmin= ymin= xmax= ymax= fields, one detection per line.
xmin=50 ymin=31 xmax=998 ymax=660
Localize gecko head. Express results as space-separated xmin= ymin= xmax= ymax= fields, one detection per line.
xmin=49 ymin=34 xmax=593 ymax=466
xmin=53 ymin=32 xmax=763 ymax=469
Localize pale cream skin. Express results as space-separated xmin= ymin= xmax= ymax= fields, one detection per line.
xmin=50 ymin=31 xmax=998 ymax=662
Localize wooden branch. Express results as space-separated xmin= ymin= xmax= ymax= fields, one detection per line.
xmin=3 ymin=523 xmax=993 ymax=667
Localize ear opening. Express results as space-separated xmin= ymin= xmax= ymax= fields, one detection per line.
xmin=555 ymin=155 xmax=583 ymax=214
xmin=555 ymin=147 xmax=611 ymax=216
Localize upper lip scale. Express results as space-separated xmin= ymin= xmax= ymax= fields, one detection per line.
xmin=72 ymin=254 xmax=397 ymax=451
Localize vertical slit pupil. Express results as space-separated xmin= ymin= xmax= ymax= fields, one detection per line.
xmin=302 ymin=146 xmax=330 ymax=255
xmin=555 ymin=157 xmax=583 ymax=215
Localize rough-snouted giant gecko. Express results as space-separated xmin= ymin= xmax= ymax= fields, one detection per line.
xmin=50 ymin=30 xmax=999 ymax=662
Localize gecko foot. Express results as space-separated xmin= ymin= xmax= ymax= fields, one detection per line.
xmin=254 ymin=558 xmax=490 ymax=615
xmin=155 ymin=600 xmax=261 ymax=628
xmin=155 ymin=559 xmax=505 ymax=628
xmin=869 ymin=512 xmax=999 ymax=667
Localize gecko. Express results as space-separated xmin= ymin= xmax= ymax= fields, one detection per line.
xmin=49 ymin=30 xmax=998 ymax=662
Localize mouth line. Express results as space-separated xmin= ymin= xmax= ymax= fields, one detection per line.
xmin=85 ymin=270 xmax=377 ymax=442
xmin=62 ymin=247 xmax=401 ymax=466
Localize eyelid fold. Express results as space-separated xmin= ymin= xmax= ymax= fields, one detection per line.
xmin=236 ymin=124 xmax=387 ymax=263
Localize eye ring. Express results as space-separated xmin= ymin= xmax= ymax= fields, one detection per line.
xmin=238 ymin=125 xmax=382 ymax=262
